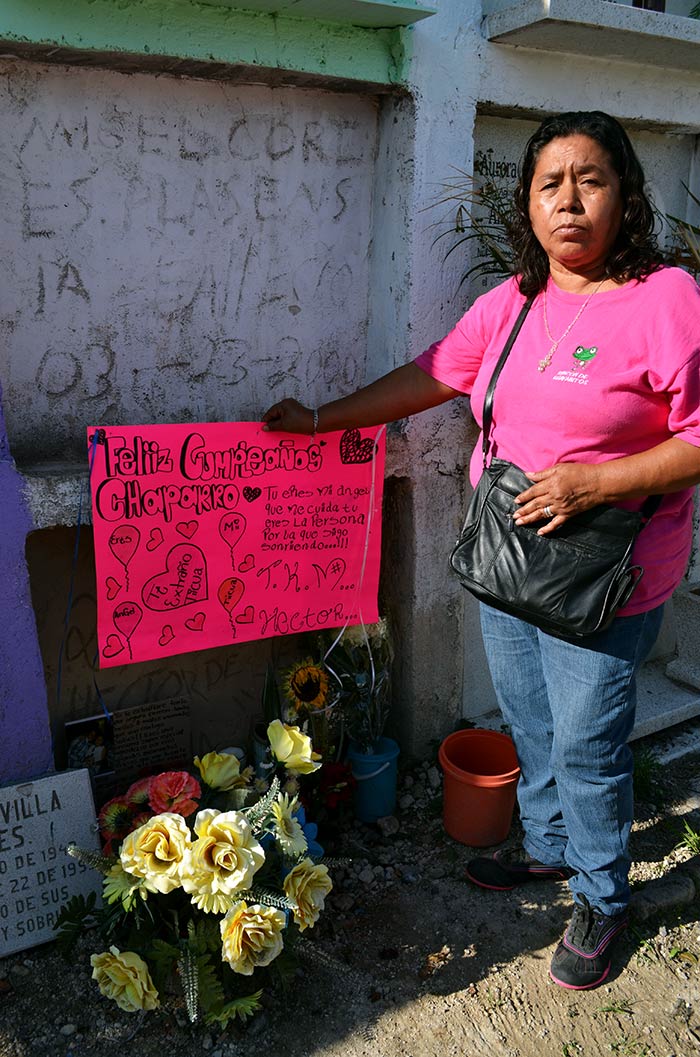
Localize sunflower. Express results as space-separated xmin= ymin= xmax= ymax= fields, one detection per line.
xmin=282 ymin=659 xmax=329 ymax=714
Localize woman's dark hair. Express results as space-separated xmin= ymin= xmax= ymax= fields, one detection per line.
xmin=511 ymin=110 xmax=664 ymax=296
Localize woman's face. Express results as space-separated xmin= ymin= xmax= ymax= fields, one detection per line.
xmin=527 ymin=134 xmax=624 ymax=277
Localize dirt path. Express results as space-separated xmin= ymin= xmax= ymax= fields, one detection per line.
xmin=302 ymin=871 xmax=699 ymax=1057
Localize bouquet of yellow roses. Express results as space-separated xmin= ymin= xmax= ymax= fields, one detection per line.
xmin=57 ymin=721 xmax=331 ymax=1027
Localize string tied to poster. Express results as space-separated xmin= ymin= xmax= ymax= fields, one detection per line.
xmin=56 ymin=429 xmax=111 ymax=724
xmin=322 ymin=424 xmax=386 ymax=731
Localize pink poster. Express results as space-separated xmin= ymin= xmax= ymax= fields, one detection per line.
xmin=87 ymin=423 xmax=385 ymax=668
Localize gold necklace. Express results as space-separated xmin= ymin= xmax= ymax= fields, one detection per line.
xmin=538 ymin=279 xmax=605 ymax=373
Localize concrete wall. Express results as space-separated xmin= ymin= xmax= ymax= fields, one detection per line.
xmin=0 ymin=391 xmax=54 ymax=783
xmin=1 ymin=0 xmax=700 ymax=781
xmin=1 ymin=63 xmax=377 ymax=463
xmin=0 ymin=59 xmax=383 ymax=773
xmin=0 ymin=0 xmax=405 ymax=88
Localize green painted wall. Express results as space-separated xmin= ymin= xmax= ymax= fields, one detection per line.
xmin=0 ymin=0 xmax=409 ymax=86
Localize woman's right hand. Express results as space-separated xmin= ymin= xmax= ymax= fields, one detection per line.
xmin=262 ymin=399 xmax=315 ymax=434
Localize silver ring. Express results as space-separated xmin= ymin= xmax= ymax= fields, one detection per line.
xmin=543 ymin=505 xmax=553 ymax=518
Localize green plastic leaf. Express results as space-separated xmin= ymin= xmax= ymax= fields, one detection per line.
xmin=204 ymin=990 xmax=263 ymax=1027
xmin=67 ymin=842 xmax=116 ymax=876
xmin=239 ymin=885 xmax=296 ymax=911
xmin=53 ymin=891 xmax=98 ymax=959
xmin=196 ymin=955 xmax=226 ymax=1015
xmin=244 ymin=776 xmax=281 ymax=833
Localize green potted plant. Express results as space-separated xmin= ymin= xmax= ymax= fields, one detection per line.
xmin=431 ymin=166 xmax=700 ymax=291
xmin=665 ymin=183 xmax=700 ymax=279
xmin=427 ymin=167 xmax=517 ymax=294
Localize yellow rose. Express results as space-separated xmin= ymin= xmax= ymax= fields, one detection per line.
xmin=119 ymin=812 xmax=191 ymax=894
xmin=91 ymin=947 xmax=159 ymax=1013
xmin=283 ymin=858 xmax=333 ymax=931
xmin=267 ymin=720 xmax=321 ymax=775
xmin=194 ymin=751 xmax=249 ymax=791
xmin=220 ymin=901 xmax=285 ymax=975
xmin=181 ymin=809 xmax=264 ymax=912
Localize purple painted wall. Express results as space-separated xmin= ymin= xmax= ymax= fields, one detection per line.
xmin=0 ymin=383 xmax=54 ymax=782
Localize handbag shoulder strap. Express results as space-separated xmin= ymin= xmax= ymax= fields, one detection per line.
xmin=481 ymin=295 xmax=534 ymax=466
xmin=478 ymin=294 xmax=662 ymax=522
xmin=639 ymin=493 xmax=663 ymax=521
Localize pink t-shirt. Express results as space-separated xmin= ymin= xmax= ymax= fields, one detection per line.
xmin=415 ymin=267 xmax=700 ymax=615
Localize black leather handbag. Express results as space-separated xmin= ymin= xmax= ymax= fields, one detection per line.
xmin=449 ymin=298 xmax=661 ymax=640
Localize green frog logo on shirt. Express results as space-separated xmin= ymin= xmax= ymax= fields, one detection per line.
xmin=573 ymin=345 xmax=598 ymax=368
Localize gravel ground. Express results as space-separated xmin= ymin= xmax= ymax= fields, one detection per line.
xmin=1 ymin=735 xmax=699 ymax=1057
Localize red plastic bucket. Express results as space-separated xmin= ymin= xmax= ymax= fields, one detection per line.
xmin=438 ymin=729 xmax=520 ymax=846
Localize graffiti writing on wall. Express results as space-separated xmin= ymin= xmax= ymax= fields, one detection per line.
xmin=1 ymin=62 xmax=377 ymax=461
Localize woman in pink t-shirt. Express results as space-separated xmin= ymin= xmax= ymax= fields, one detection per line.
xmin=263 ymin=111 xmax=700 ymax=991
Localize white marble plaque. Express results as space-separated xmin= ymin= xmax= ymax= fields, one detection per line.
xmin=0 ymin=770 xmax=102 ymax=957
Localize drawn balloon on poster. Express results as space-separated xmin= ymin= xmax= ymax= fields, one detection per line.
xmin=108 ymin=524 xmax=140 ymax=591
xmin=219 ymin=511 xmax=247 ymax=572
xmin=113 ymin=601 xmax=143 ymax=661
xmin=218 ymin=577 xmax=246 ymax=637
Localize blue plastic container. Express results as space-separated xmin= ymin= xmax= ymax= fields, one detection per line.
xmin=347 ymin=736 xmax=400 ymax=823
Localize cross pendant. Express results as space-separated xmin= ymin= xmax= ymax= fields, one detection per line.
xmin=538 ymin=344 xmax=557 ymax=373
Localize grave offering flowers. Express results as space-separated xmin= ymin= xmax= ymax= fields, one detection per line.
xmin=57 ymin=734 xmax=332 ymax=1027
xmin=282 ymin=658 xmax=330 ymax=718
xmin=281 ymin=657 xmax=337 ymax=758
xmin=324 ymin=619 xmax=393 ymax=755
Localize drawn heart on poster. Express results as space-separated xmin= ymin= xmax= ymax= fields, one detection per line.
xmin=103 ymin=634 xmax=124 ymax=659
xmin=176 ymin=521 xmax=198 ymax=540
xmin=313 ymin=558 xmax=346 ymax=590
xmin=105 ymin=576 xmax=122 ymax=601
xmin=238 ymin=554 xmax=255 ymax=574
xmin=242 ymin=486 xmax=261 ymax=503
xmin=147 ymin=527 xmax=164 ymax=551
xmin=236 ymin=605 xmax=255 ymax=625
xmin=340 ymin=428 xmax=374 ymax=464
xmin=159 ymin=625 xmax=175 ymax=646
xmin=185 ymin=612 xmax=206 ymax=632
xmin=142 ymin=545 xmax=208 ymax=611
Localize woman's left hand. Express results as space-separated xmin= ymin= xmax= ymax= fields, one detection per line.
xmin=513 ymin=463 xmax=603 ymax=535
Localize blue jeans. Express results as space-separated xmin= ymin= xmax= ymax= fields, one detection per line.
xmin=479 ymin=603 xmax=664 ymax=916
